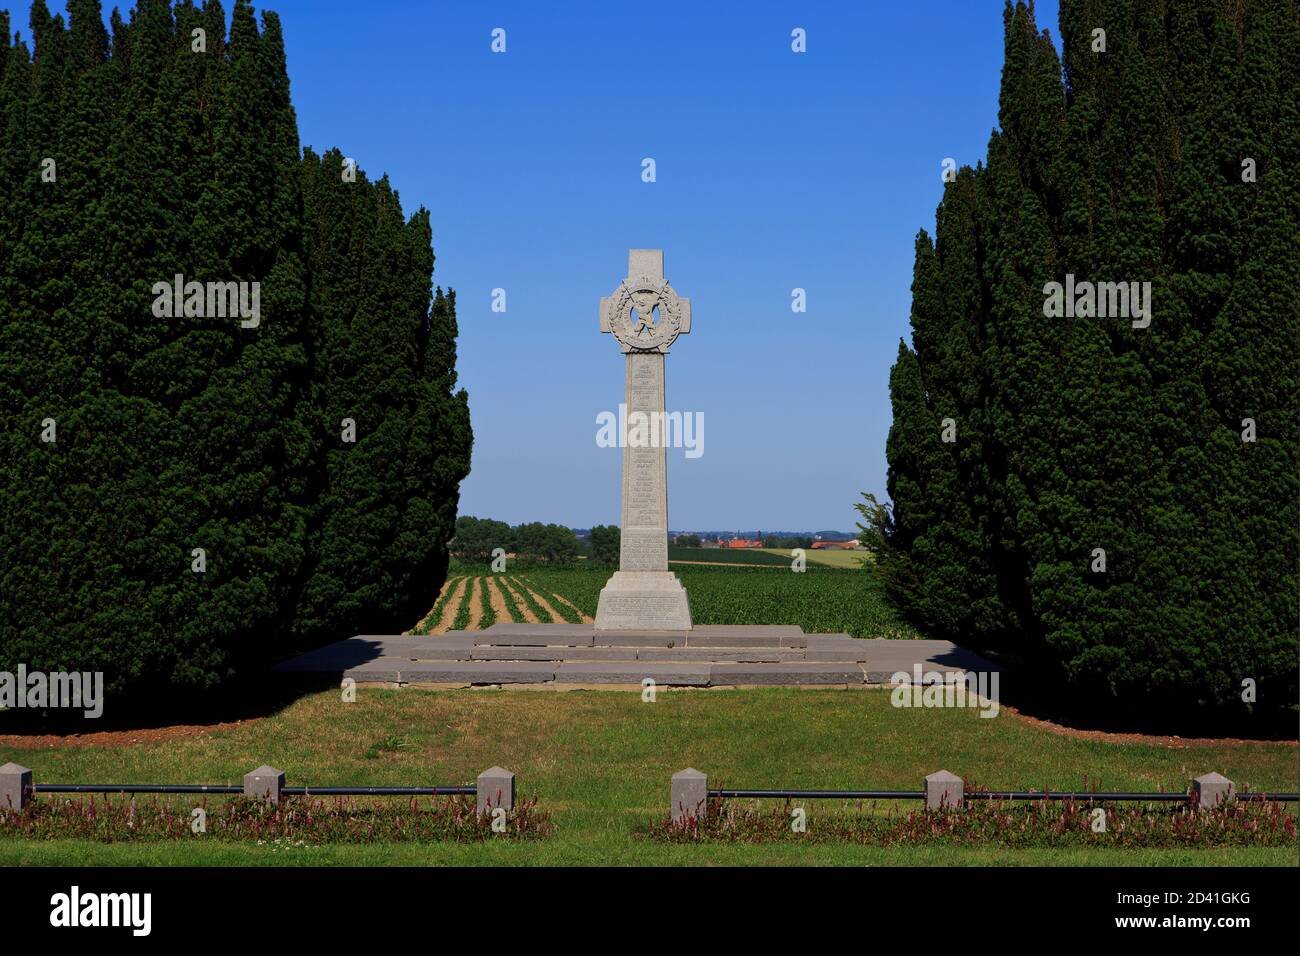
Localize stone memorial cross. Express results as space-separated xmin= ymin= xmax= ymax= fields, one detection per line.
xmin=594 ymin=249 xmax=693 ymax=630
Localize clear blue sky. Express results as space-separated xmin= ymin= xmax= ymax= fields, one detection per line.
xmin=49 ymin=0 xmax=1061 ymax=532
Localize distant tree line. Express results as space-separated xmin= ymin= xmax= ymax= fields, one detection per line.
xmin=0 ymin=1 xmax=471 ymax=700
xmin=452 ymin=517 xmax=625 ymax=566
xmin=668 ymin=534 xmax=815 ymax=549
xmin=587 ymin=525 xmax=620 ymax=565
xmin=452 ymin=518 xmax=628 ymax=567
xmin=862 ymin=1 xmax=1297 ymax=716
xmin=763 ymin=535 xmax=813 ymax=550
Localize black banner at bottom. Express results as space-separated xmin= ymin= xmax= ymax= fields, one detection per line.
xmin=0 ymin=865 xmax=1294 ymax=941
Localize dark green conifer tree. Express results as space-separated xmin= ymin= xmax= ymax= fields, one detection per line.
xmin=295 ymin=148 xmax=471 ymax=644
xmin=876 ymin=0 xmax=1297 ymax=715
xmin=0 ymin=1 xmax=471 ymax=699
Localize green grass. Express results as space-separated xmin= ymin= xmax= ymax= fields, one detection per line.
xmin=3 ymin=688 xmax=1294 ymax=865
xmin=2 ymin=839 xmax=1287 ymax=866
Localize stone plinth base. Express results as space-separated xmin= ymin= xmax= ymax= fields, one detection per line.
xmin=595 ymin=571 xmax=692 ymax=631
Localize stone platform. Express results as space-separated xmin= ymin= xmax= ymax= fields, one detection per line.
xmin=274 ymin=622 xmax=999 ymax=688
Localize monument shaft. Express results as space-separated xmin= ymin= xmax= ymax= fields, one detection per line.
xmin=620 ymin=352 xmax=669 ymax=571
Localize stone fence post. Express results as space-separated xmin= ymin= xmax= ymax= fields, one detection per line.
xmin=477 ymin=766 xmax=515 ymax=815
xmin=0 ymin=762 xmax=32 ymax=811
xmin=1192 ymin=772 xmax=1235 ymax=809
xmin=243 ymin=765 xmax=284 ymax=804
xmin=671 ymin=768 xmax=708 ymax=824
xmin=925 ymin=769 xmax=963 ymax=810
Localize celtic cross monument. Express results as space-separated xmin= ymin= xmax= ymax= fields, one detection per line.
xmin=594 ymin=249 xmax=693 ymax=630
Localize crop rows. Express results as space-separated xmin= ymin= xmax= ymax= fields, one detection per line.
xmin=508 ymin=564 xmax=920 ymax=639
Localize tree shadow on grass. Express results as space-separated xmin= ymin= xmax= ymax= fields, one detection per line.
xmin=979 ymin=652 xmax=1297 ymax=743
xmin=0 ymin=639 xmax=380 ymax=739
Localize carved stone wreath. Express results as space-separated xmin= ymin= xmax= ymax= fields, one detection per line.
xmin=604 ymin=274 xmax=686 ymax=353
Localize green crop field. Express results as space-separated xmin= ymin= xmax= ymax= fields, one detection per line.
xmin=664 ymin=545 xmax=870 ymax=569
xmin=513 ymin=562 xmax=921 ymax=639
xmin=759 ymin=547 xmax=871 ymax=568
xmin=666 ymin=546 xmax=791 ymax=566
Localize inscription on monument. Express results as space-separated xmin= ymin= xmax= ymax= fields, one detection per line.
xmin=621 ymin=351 xmax=666 ymax=559
xmin=597 ymin=593 xmax=691 ymax=629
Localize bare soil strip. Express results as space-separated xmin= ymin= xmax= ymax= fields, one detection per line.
xmin=496 ymin=576 xmax=539 ymax=623
xmin=484 ymin=576 xmax=511 ymax=622
xmin=429 ymin=576 xmax=469 ymax=635
xmin=0 ymin=720 xmax=259 ymax=749
xmin=465 ymin=577 xmax=484 ymax=630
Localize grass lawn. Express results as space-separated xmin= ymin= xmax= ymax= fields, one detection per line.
xmin=2 ymin=687 xmax=1294 ymax=865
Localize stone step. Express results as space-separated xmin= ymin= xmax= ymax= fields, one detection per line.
xmin=393 ymin=660 xmax=558 ymax=683
xmin=279 ymin=631 xmax=872 ymax=673
xmin=633 ymin=647 xmax=806 ymax=662
xmin=399 ymin=644 xmax=867 ymax=664
xmin=709 ymin=662 xmax=866 ymax=685
xmin=474 ymin=622 xmax=595 ymax=647
xmin=470 ymin=646 xmax=641 ymax=662
xmin=471 ymin=623 xmax=817 ymax=649
xmin=337 ymin=657 xmax=873 ymax=686
xmin=590 ymin=631 xmax=691 ymax=648
xmin=469 ymin=632 xmax=733 ymax=649
xmin=554 ymin=661 xmax=710 ymax=685
xmin=685 ymin=625 xmax=807 ymax=649
xmin=281 ymin=631 xmax=995 ymax=686
xmin=399 ymin=648 xmax=860 ymax=662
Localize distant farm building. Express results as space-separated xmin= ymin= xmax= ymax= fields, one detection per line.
xmin=811 ymin=540 xmax=861 ymax=550
xmin=723 ymin=538 xmax=764 ymax=549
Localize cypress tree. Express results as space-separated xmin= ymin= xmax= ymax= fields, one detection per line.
xmin=295 ymin=148 xmax=471 ymax=644
xmin=876 ymin=168 xmax=1007 ymax=643
xmin=0 ymin=2 xmax=471 ymax=701
xmin=877 ymin=0 xmax=1298 ymax=717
